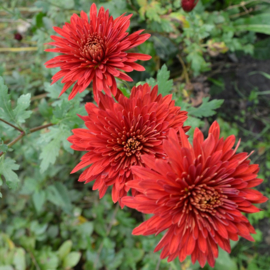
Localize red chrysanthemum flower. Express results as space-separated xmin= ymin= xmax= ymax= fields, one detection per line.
xmin=44 ymin=4 xmax=151 ymax=102
xmin=181 ymin=0 xmax=199 ymax=12
xmin=122 ymin=122 xmax=268 ymax=267
xmin=68 ymin=83 xmax=189 ymax=204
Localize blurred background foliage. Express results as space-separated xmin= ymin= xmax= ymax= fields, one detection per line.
xmin=0 ymin=0 xmax=270 ymax=269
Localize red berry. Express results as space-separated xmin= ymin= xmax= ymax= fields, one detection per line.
xmin=181 ymin=0 xmax=198 ymax=12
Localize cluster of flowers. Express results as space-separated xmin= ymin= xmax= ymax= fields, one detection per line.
xmin=45 ymin=4 xmax=267 ymax=268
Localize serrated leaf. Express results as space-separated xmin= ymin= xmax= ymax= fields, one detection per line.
xmin=188 ymin=97 xmax=224 ymax=118
xmin=58 ymin=240 xmax=72 ymax=260
xmin=156 ymin=65 xmax=173 ymax=95
xmin=0 ymin=77 xmax=31 ymax=126
xmin=0 ymin=157 xmax=20 ymax=190
xmin=38 ymin=126 xmax=71 ymax=173
xmin=44 ymin=82 xmax=63 ymax=100
xmin=62 ymin=252 xmax=81 ymax=269
xmin=0 ymin=77 xmax=13 ymax=122
xmin=13 ymin=94 xmax=32 ymax=124
xmin=146 ymin=65 xmax=173 ymax=96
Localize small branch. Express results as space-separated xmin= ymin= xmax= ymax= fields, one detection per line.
xmin=230 ymin=7 xmax=254 ymax=18
xmin=30 ymin=93 xmax=47 ymax=101
xmin=177 ymin=54 xmax=190 ymax=85
xmin=225 ymin=0 xmax=270 ymax=10
xmin=0 ymin=118 xmax=24 ymax=133
xmin=29 ymin=251 xmax=41 ymax=270
xmin=6 ymin=133 xmax=25 ymax=149
xmin=155 ymin=257 xmax=161 ymax=270
xmin=0 ymin=123 xmax=54 ymax=157
xmin=30 ymin=123 xmax=53 ymax=133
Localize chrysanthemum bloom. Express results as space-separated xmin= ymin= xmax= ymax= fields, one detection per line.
xmin=181 ymin=0 xmax=199 ymax=12
xmin=122 ymin=122 xmax=268 ymax=267
xmin=68 ymin=83 xmax=189 ymax=204
xmin=44 ymin=4 xmax=151 ymax=102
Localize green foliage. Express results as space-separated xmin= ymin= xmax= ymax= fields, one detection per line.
xmin=0 ymin=157 xmax=20 ymax=191
xmin=146 ymin=64 xmax=173 ymax=95
xmin=188 ymin=97 xmax=224 ymax=118
xmin=38 ymin=126 xmax=71 ymax=173
xmin=0 ymin=0 xmax=269 ymax=270
xmin=0 ymin=77 xmax=31 ymax=127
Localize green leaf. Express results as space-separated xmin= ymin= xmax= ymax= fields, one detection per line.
xmin=20 ymin=177 xmax=39 ymax=195
xmin=152 ymin=35 xmax=178 ymax=60
xmin=0 ymin=77 xmax=14 ymax=123
xmin=156 ymin=65 xmax=173 ymax=95
xmin=146 ymin=65 xmax=173 ymax=96
xmin=46 ymin=182 xmax=72 ymax=211
xmin=0 ymin=267 xmax=13 ymax=270
xmin=188 ymin=97 xmax=224 ymax=118
xmin=249 ymin=71 xmax=270 ymax=80
xmin=0 ymin=143 xmax=9 ymax=153
xmin=235 ymin=24 xmax=270 ymax=35
xmin=32 ymin=190 xmax=46 ymax=213
xmin=253 ymin=37 xmax=270 ymax=60
xmin=214 ymin=249 xmax=237 ymax=270
xmin=62 ymin=252 xmax=81 ymax=269
xmin=77 ymin=222 xmax=94 ymax=236
xmin=36 ymin=248 xmax=59 ymax=270
xmin=234 ymin=13 xmax=270 ymax=35
xmin=38 ymin=126 xmax=71 ymax=173
xmin=13 ymin=248 xmax=26 ymax=270
xmin=0 ymin=157 xmax=20 ymax=190
xmin=107 ymin=251 xmax=124 ymax=270
xmin=58 ymin=240 xmax=72 ymax=260
xmin=0 ymin=77 xmax=31 ymax=126
xmin=13 ymin=94 xmax=32 ymax=124
xmin=186 ymin=51 xmax=210 ymax=76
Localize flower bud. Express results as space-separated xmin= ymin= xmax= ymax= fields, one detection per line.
xmin=181 ymin=0 xmax=198 ymax=12
xmin=14 ymin=33 xmax=23 ymax=41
